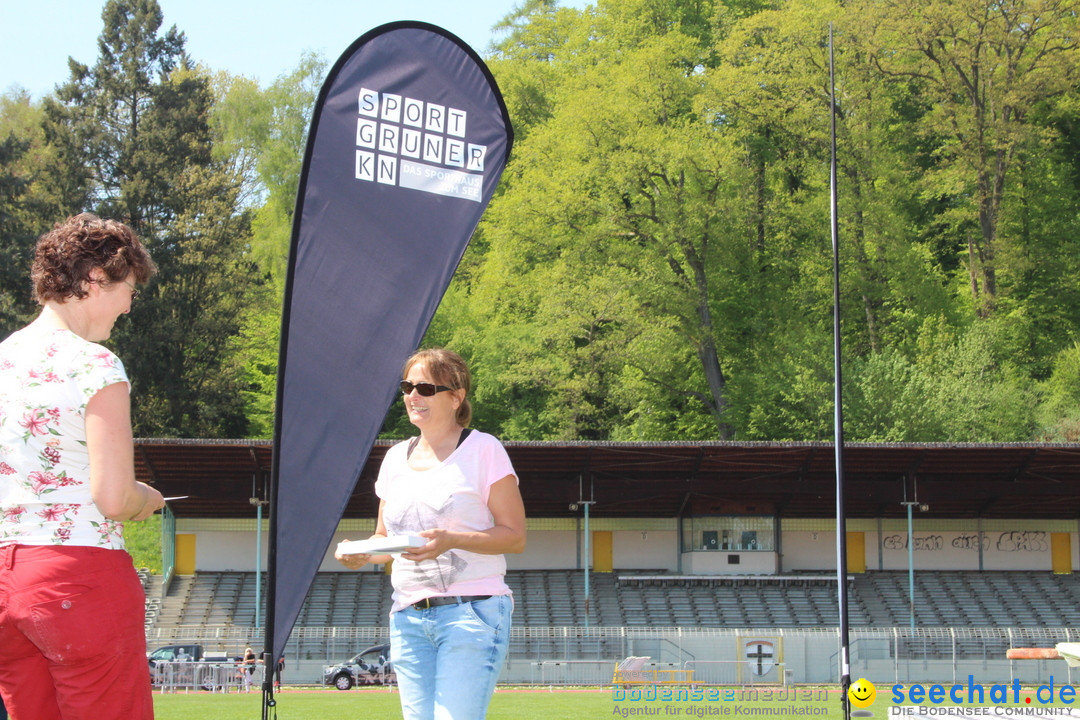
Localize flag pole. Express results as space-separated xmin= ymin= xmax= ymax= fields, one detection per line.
xmin=257 ymin=22 xmax=514 ymax=719
xmin=829 ymin=22 xmax=852 ymax=720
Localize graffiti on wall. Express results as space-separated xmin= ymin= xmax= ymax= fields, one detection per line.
xmin=883 ymin=534 xmax=943 ymax=551
xmin=881 ymin=531 xmax=1048 ymax=552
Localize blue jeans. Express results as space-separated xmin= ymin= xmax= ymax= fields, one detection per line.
xmin=390 ymin=595 xmax=512 ymax=720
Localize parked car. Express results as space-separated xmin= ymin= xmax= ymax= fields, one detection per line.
xmin=323 ymin=643 xmax=395 ymax=690
xmin=147 ymin=644 xmax=237 ymax=668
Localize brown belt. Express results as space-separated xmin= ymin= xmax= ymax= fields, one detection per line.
xmin=410 ymin=595 xmax=492 ymax=610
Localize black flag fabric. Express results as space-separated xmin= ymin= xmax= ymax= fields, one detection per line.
xmin=264 ymin=21 xmax=513 ymax=679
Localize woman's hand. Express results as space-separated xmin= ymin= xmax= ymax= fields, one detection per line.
xmin=336 ymin=503 xmax=394 ymax=569
xmin=334 ymin=541 xmax=373 ymax=570
xmin=399 ymin=529 xmax=450 ymax=562
xmin=128 ymin=482 xmax=165 ymax=521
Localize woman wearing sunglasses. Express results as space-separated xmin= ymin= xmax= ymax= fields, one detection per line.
xmin=336 ymin=348 xmax=525 ymax=720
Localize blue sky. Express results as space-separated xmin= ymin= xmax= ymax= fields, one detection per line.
xmin=2 ymin=0 xmax=588 ymax=100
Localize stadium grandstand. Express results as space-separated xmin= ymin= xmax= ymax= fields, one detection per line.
xmin=137 ymin=439 xmax=1080 ymax=687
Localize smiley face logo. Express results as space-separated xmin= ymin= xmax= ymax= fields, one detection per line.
xmin=849 ymin=678 xmax=877 ymax=709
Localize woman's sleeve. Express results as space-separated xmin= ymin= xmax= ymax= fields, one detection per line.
xmin=74 ymin=344 xmax=129 ymax=408
xmin=374 ymin=439 xmax=409 ymax=499
xmin=480 ymin=435 xmax=517 ymax=503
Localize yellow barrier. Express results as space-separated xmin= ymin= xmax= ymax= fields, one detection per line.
xmin=612 ymin=668 xmax=695 ymax=686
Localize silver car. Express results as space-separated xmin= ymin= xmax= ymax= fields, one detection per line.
xmin=322 ymin=643 xmax=395 ymax=690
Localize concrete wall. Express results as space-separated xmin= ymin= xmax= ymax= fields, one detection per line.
xmin=681 ymin=550 xmax=778 ymax=575
xmin=178 ymin=519 xmax=1078 ymax=575
xmin=613 ymin=530 xmax=678 ymax=570
xmin=780 ymin=531 xmax=837 ymax=572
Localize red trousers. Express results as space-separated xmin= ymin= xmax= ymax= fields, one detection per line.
xmin=0 ymin=545 xmax=153 ymax=720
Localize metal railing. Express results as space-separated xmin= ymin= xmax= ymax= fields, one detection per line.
xmin=533 ymin=660 xmax=614 ymax=686
xmin=683 ymin=661 xmax=787 ymax=686
xmin=145 ymin=625 xmax=1080 ymax=686
xmin=152 ymin=661 xmax=263 ymax=694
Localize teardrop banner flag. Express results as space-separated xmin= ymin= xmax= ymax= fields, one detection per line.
xmin=263 ymin=20 xmax=513 ymax=702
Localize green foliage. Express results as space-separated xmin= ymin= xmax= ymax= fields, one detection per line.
xmin=0 ymin=90 xmax=65 ymax=337
xmin=211 ymin=55 xmax=325 ymax=437
xmin=847 ymin=0 xmax=1080 ymax=317
xmin=845 ymin=320 xmax=1037 ymax=441
xmin=35 ymin=0 xmax=259 ymax=437
xmin=5 ymin=0 xmax=1080 ymax=444
xmin=1036 ymin=343 xmax=1080 ymax=441
xmin=213 ymin=54 xmax=325 ymax=280
xmin=392 ymin=0 xmax=1080 ymax=443
xmin=117 ymin=149 xmax=257 ymax=436
xmin=0 ymin=127 xmax=35 ymax=336
xmin=472 ymin=14 xmax=753 ymax=440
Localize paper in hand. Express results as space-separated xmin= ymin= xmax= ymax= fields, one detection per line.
xmin=337 ymin=535 xmax=426 ymax=555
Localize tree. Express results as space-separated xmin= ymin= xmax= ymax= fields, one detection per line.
xmin=850 ymin=318 xmax=1036 ymax=441
xmin=852 ymin=0 xmax=1080 ymax=317
xmin=469 ymin=0 xmax=754 ymax=439
xmin=41 ymin=0 xmax=258 ymax=436
xmin=0 ymin=110 xmax=35 ymax=336
xmin=0 ymin=90 xmax=71 ymax=337
xmin=0 ymin=131 xmax=35 ymax=337
xmin=701 ymin=0 xmax=965 ymax=438
xmin=1037 ymin=342 xmax=1080 ymax=440
xmin=212 ymin=55 xmax=326 ymax=437
xmin=213 ymin=54 xmax=325 ymax=279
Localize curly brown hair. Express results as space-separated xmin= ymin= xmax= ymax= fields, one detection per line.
xmin=403 ymin=348 xmax=473 ymax=427
xmin=31 ymin=213 xmax=157 ymax=304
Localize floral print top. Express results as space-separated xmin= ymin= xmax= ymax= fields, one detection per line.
xmin=0 ymin=327 xmax=129 ymax=548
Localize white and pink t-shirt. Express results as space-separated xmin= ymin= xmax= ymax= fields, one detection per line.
xmin=375 ymin=430 xmax=517 ymax=612
xmin=0 ymin=327 xmax=130 ymax=548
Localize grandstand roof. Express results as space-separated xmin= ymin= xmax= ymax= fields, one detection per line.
xmin=135 ymin=439 xmax=1080 ymax=521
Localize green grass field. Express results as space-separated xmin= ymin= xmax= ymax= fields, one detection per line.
xmin=154 ymin=687 xmax=606 ymax=720
xmin=152 ymin=683 xmax=1080 ymax=720
xmin=152 ymin=685 xmax=851 ymax=720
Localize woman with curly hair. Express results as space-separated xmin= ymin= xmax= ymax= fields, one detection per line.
xmin=0 ymin=213 xmax=165 ymax=719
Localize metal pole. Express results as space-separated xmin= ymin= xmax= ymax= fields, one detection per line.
xmin=253 ymin=472 xmax=275 ymax=718
xmin=906 ymin=501 xmax=915 ymax=629
xmin=256 ymin=502 xmax=263 ymax=629
xmin=251 ymin=496 xmax=269 ymax=629
xmin=829 ymin=24 xmax=852 ymax=720
xmin=262 ymin=472 xmax=278 ymax=718
xmin=583 ymin=500 xmax=591 ymax=629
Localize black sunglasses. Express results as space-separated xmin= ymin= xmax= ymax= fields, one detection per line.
xmin=400 ymin=381 xmax=452 ymax=397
